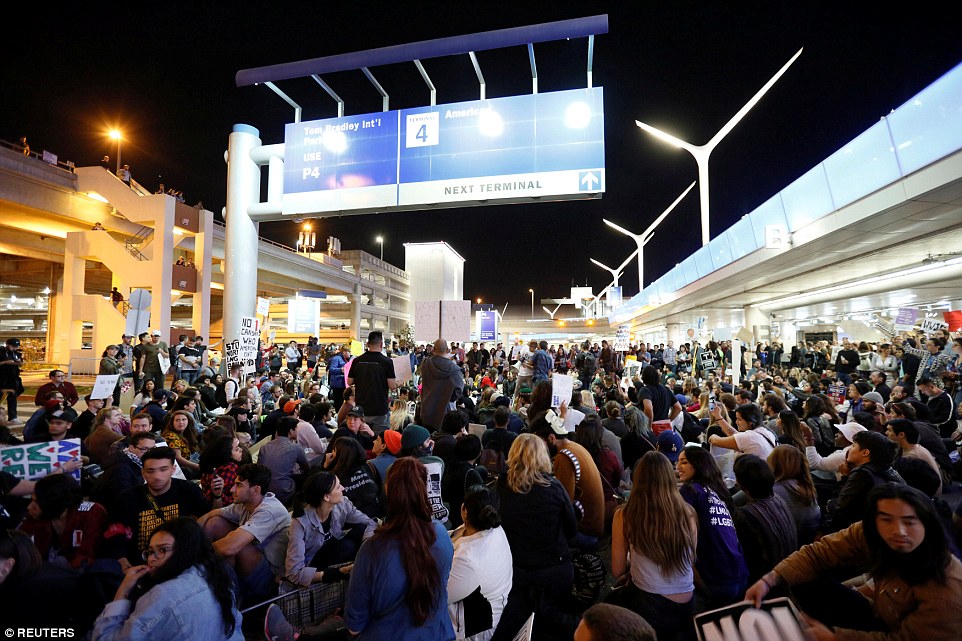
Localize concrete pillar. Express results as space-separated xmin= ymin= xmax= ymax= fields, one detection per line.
xmin=223 ymin=125 xmax=261 ymax=360
xmin=57 ymin=252 xmax=86 ymax=364
xmin=151 ymin=201 xmax=175 ymax=334
xmin=350 ymin=291 xmax=362 ymax=341
xmin=743 ymin=305 xmax=770 ymax=347
xmin=193 ymin=209 xmax=213 ymax=341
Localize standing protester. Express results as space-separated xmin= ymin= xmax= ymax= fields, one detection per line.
xmin=328 ymin=344 xmax=351 ymax=411
xmin=138 ymin=331 xmax=169 ymax=390
xmin=347 ymin=331 xmax=397 ymax=433
xmin=419 ymin=339 xmax=465 ymax=432
xmin=0 ymin=338 xmax=24 ymax=425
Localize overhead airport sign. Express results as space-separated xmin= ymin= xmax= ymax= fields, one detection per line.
xmin=283 ymin=87 xmax=605 ymax=216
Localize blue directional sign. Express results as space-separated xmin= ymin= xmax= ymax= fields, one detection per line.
xmin=477 ymin=310 xmax=498 ymax=341
xmin=281 ymin=87 xmax=604 ymax=217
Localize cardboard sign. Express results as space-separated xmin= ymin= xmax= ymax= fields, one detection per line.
xmin=735 ymin=327 xmax=754 ymax=344
xmin=350 ymin=340 xmax=364 ymax=357
xmin=91 ymin=374 xmax=119 ymax=400
xmin=694 ymin=598 xmax=805 ymax=641
xmin=1 ymin=439 xmax=82 ymax=481
xmin=920 ymin=317 xmax=948 ymax=334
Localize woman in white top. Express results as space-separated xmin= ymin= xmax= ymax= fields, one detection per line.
xmin=611 ymin=451 xmax=697 ymax=641
xmin=872 ymin=343 xmax=899 ymax=386
xmin=706 ymin=403 xmax=776 ymax=460
xmin=447 ymin=485 xmax=513 ymax=641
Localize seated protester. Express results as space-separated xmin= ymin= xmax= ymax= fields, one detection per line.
xmin=260 ymin=393 xmax=289 ymax=440
xmin=199 ymin=434 xmax=244 ymax=508
xmin=85 ymin=407 xmax=126 ymax=466
xmin=676 ymin=445 xmax=749 ymax=610
xmin=482 ymin=406 xmax=517 ymax=455
xmin=324 ymin=436 xmax=384 ymax=519
xmin=70 ymin=395 xmax=105 ymax=441
xmin=142 ymin=389 xmax=171 ymax=430
xmin=343 ymin=458 xmax=455 ymax=641
xmin=397 ymin=424 xmax=449 ymax=524
xmin=732 ymin=454 xmax=798 ymax=584
xmin=1 ymin=471 xmax=36 ymax=530
xmin=92 ymin=517 xmax=244 ymax=641
xmin=283 ymin=470 xmax=376 ymax=592
xmin=745 ymin=485 xmax=962 ymax=641
xmin=289 ymin=403 xmax=326 ymax=464
xmin=574 ymin=603 xmax=657 ymax=641
xmin=367 ymin=428 xmax=401 ymax=489
xmin=227 ymin=405 xmax=255 ymax=440
xmin=433 ymin=410 xmax=468 ymax=466
xmin=0 ymin=529 xmax=105 ymax=631
xmin=331 ymin=404 xmax=376 ymax=451
xmin=610 ymin=452 xmax=698 ymax=641
xmin=196 ymin=376 xmax=219 ymax=413
xmin=22 ymin=407 xmax=90 ymax=468
xmin=198 ymin=464 xmax=290 ymax=606
xmin=160 ymin=410 xmax=201 ymax=479
xmin=441 ymin=434 xmax=487 ymax=529
xmin=483 ymin=395 xmax=523 ymax=434
xmin=706 ymin=403 xmax=777 ymax=460
xmin=299 ymin=402 xmax=333 ymax=439
xmin=532 ymin=411 xmax=606 ymax=544
xmin=602 ymin=401 xmax=629 ymax=438
xmin=257 ymin=417 xmax=311 ymax=507
xmin=885 ymin=418 xmax=943 ymax=496
xmin=91 ymin=432 xmax=157 ymax=515
xmin=448 ymin=485 xmax=513 ymax=641
xmin=767 ymin=445 xmax=821 ymax=545
xmin=116 ymin=447 xmax=210 ymax=563
xmin=823 ymin=430 xmax=905 ymax=534
xmin=19 ymin=474 xmax=108 ymax=569
xmin=887 ymin=402 xmax=953 ymax=484
xmin=494 ymin=434 xmax=577 ymax=641
xmin=917 ymin=376 xmax=956 ymax=437
xmin=575 ymin=417 xmax=623 ymax=530
xmin=23 ymin=395 xmax=65 ymax=440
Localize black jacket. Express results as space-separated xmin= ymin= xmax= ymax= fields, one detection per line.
xmin=826 ymin=463 xmax=904 ymax=532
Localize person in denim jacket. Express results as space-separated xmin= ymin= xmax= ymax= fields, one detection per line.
xmin=92 ymin=517 xmax=243 ymax=641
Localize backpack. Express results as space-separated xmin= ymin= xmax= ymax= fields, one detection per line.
xmin=570 ymin=552 xmax=606 ymax=611
xmin=479 ymin=447 xmax=506 ymax=477
xmin=679 ymin=410 xmax=704 ymax=443
xmin=215 ymin=378 xmax=236 ymax=408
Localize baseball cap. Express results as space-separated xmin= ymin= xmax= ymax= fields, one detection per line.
xmin=656 ymin=430 xmax=684 ymax=463
xmin=401 ymin=424 xmax=431 ymax=450
xmin=346 ymin=405 xmax=365 ymax=418
xmin=151 ymin=330 xmax=162 ymax=337
xmin=47 ymin=407 xmax=78 ymax=423
xmin=283 ymin=399 xmax=302 ymax=414
xmin=861 ymin=391 xmax=884 ymax=405
xmin=122 ymin=333 xmax=134 ymax=338
xmin=381 ymin=429 xmax=402 ymax=455
xmin=835 ymin=422 xmax=866 ymax=443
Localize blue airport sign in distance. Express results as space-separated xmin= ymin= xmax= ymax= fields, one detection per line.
xmin=478 ymin=310 xmax=498 ymax=341
xmin=282 ymin=88 xmax=604 ymax=217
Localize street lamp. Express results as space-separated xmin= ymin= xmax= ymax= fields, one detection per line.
xmin=528 ymin=289 xmax=534 ymax=318
xmin=635 ymin=48 xmax=802 ymax=246
xmin=108 ymin=129 xmax=123 ymax=173
xmin=298 ymin=223 xmax=316 ymax=255
xmin=603 ymin=181 xmax=696 ymax=292
xmin=476 ymin=297 xmax=482 ymax=305
xmin=375 ymin=236 xmax=384 ymax=261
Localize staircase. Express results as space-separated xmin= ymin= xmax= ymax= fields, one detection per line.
xmin=124 ymin=225 xmax=154 ymax=261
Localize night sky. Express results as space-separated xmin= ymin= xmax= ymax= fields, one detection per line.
xmin=5 ymin=2 xmax=961 ymax=309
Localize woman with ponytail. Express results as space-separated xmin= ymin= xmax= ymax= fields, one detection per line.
xmin=345 ymin=457 xmax=455 ymax=640
xmin=447 ymin=485 xmax=513 ymax=640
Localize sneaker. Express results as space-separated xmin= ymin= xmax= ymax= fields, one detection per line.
xmin=264 ymin=603 xmax=296 ymax=641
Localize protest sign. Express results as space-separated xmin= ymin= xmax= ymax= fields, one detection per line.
xmin=895 ymin=307 xmax=918 ymax=331
xmin=238 ymin=316 xmax=260 ymax=375
xmin=1 ymin=439 xmax=82 ymax=481
xmin=694 ymin=598 xmax=805 ymax=641
xmin=91 ymin=374 xmax=119 ymax=400
xmin=392 ymin=355 xmax=413 ymax=384
xmin=551 ymin=373 xmax=574 ymax=409
xmin=157 ymin=352 xmax=171 ymax=375
xmin=920 ymin=317 xmax=948 ymax=334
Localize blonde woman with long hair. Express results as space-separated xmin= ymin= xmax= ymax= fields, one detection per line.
xmin=389 ymin=399 xmax=410 ymax=431
xmin=495 ymin=434 xmax=578 ymax=639
xmin=611 ymin=451 xmax=698 ymax=641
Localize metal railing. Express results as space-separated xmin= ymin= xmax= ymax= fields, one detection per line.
xmin=2 ymin=138 xmax=76 ymax=173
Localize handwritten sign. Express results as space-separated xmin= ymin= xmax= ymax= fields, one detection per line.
xmin=392 ymin=355 xmax=413 ymax=385
xmin=239 ymin=316 xmax=260 ymax=375
xmin=551 ymin=373 xmax=574 ymax=409
xmin=1 ymin=439 xmax=82 ymax=481
xmin=920 ymin=318 xmax=948 ymax=334
xmin=895 ymin=307 xmax=918 ymax=330
xmin=157 ymin=352 xmax=171 ymax=375
xmin=256 ymin=297 xmax=270 ymax=317
xmin=91 ymin=374 xmax=119 ymax=400
xmin=695 ymin=598 xmax=805 ymax=641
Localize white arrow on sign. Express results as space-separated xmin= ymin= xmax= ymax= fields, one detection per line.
xmin=581 ymin=172 xmax=599 ymax=189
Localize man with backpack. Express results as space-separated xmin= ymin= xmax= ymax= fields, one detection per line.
xmin=576 ymin=341 xmax=596 ymax=391
xmin=215 ymin=363 xmax=243 ymax=408
xmin=480 ymin=406 xmax=516 ymax=476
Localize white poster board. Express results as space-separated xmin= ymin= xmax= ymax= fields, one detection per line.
xmin=256 ymin=297 xmax=270 ymax=317
xmin=614 ymin=326 xmax=630 ymax=352
xmin=91 ymin=374 xmax=119 ymax=399
xmin=441 ymin=300 xmax=472 ymax=343
xmin=551 ymin=373 xmax=574 ymax=409
xmin=414 ymin=301 xmax=441 ymax=342
xmin=1 ymin=438 xmax=82 ymax=481
xmin=157 ymin=352 xmax=171 ymax=375
xmin=392 ymin=355 xmax=413 ymax=385
xmin=694 ymin=598 xmax=805 ymax=641
xmin=239 ymin=316 xmax=260 ymax=375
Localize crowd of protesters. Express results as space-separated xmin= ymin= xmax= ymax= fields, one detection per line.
xmin=1 ymin=326 xmax=961 ymax=640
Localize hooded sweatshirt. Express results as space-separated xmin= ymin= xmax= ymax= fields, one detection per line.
xmin=420 ymin=354 xmax=465 ymax=430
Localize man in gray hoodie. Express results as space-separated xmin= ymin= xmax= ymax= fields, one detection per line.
xmin=419 ymin=338 xmax=465 ymax=430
